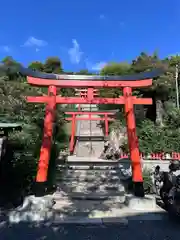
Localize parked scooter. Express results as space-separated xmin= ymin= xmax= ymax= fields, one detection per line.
xmin=154 ymin=160 xmax=180 ymax=216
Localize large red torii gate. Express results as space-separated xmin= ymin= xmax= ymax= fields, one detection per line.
xmin=24 ymin=68 xmax=164 ymax=197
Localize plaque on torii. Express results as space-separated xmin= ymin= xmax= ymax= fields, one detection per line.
xmin=20 ymin=67 xmax=164 ymax=197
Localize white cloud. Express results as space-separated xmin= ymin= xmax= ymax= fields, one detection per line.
xmin=23 ymin=36 xmax=47 ymax=47
xmin=91 ymin=61 xmax=107 ymax=71
xmin=0 ymin=45 xmax=10 ymax=52
xmin=86 ymin=60 xmax=107 ymax=71
xmin=68 ymin=39 xmax=83 ymax=64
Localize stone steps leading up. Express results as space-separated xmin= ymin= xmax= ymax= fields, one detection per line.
xmin=53 ymin=157 xmax=127 ymax=218
xmin=52 ymin=195 xmax=126 ymax=218
xmin=53 ymin=102 xmax=127 ymax=217
xmin=74 ymin=104 xmax=104 ymax=157
xmin=56 ymin=158 xmax=126 ymax=200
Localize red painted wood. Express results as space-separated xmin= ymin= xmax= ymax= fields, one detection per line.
xmin=172 ymin=152 xmax=180 ymax=159
xmin=66 ymin=117 xmax=114 ymax=121
xmin=36 ymin=86 xmax=57 ymax=183
xmin=69 ymin=114 xmax=76 ymax=153
xmin=65 ymin=111 xmax=116 ymax=115
xmin=87 ymin=87 xmax=94 ymax=101
xmin=123 ymin=87 xmax=143 ymax=183
xmin=27 ymin=76 xmax=152 ymax=88
xmin=27 ymin=96 xmax=152 ymax=105
xmin=104 ymin=113 xmax=108 ymax=136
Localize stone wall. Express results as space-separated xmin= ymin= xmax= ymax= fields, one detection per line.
xmin=119 ymin=158 xmax=172 ymax=173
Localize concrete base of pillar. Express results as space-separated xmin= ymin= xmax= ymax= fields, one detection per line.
xmin=125 ymin=194 xmax=157 ymax=211
xmin=8 ymin=195 xmax=55 ymax=223
xmin=134 ymin=182 xmax=145 ymax=197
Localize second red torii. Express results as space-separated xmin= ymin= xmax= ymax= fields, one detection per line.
xmin=65 ymin=110 xmax=116 ymax=154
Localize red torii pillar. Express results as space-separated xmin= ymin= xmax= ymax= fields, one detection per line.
xmin=27 ymin=75 xmax=153 ymax=197
xmin=65 ymin=111 xmax=115 ymax=154
xmin=36 ymin=86 xmax=56 ymax=196
xmin=123 ymin=87 xmax=143 ymax=196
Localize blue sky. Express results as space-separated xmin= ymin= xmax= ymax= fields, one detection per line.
xmin=0 ymin=0 xmax=179 ymax=72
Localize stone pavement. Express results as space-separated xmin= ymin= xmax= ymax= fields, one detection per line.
xmin=0 ymin=214 xmax=179 ymax=240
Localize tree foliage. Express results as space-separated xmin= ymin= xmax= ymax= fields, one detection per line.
xmin=98 ymin=53 xmax=180 ymax=153
xmin=0 ymin=57 xmax=69 ymax=205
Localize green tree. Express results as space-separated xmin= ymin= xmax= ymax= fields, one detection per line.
xmin=0 ymin=56 xmax=69 ymax=204
xmin=43 ymin=57 xmax=63 ymax=73
xmin=131 ymin=52 xmax=174 ymax=125
xmin=99 ymin=62 xmax=132 ymax=112
xmin=28 ymin=61 xmax=44 ymax=71
xmin=1 ymin=56 xmax=22 ymax=81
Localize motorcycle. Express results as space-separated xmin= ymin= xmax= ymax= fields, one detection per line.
xmin=154 ymin=160 xmax=180 ymax=216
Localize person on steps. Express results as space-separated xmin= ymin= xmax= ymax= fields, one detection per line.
xmin=103 ymin=140 xmax=110 ymax=153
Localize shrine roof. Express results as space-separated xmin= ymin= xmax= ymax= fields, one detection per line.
xmin=18 ymin=67 xmax=165 ymax=81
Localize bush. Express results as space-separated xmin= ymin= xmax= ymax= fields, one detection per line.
xmin=0 ymin=77 xmax=68 ymax=207
xmin=143 ymin=168 xmax=153 ymax=193
xmin=137 ymin=119 xmax=180 ymax=154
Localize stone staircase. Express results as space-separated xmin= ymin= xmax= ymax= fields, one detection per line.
xmin=53 ymin=103 xmax=127 ymax=218
xmin=74 ymin=104 xmax=104 ymax=158
xmin=53 ymin=158 xmax=126 ymax=217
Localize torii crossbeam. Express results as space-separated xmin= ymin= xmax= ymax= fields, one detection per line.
xmin=21 ymin=67 xmax=164 ymax=197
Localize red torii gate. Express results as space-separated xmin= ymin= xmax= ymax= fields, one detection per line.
xmin=75 ymin=88 xmax=99 ymax=110
xmin=65 ymin=110 xmax=116 ymax=154
xmin=24 ymin=68 xmax=163 ymax=197
xmin=67 ymin=88 xmax=116 ymax=153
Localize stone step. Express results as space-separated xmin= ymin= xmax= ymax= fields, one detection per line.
xmin=57 ymin=182 xmax=124 ymax=193
xmin=55 ymin=174 xmax=121 ymax=183
xmin=53 ymin=191 xmax=125 ymax=201
xmin=65 ymin=157 xmax=121 ymax=164
xmin=52 ymin=195 xmax=126 ymax=217
xmin=55 ymin=168 xmax=125 ymax=196
xmin=57 ymin=164 xmax=120 ymax=172
xmin=56 ymin=169 xmax=123 ymax=183
xmin=78 ymin=132 xmax=103 ymax=136
xmin=55 ymin=155 xmax=126 ymax=204
xmin=56 ymin=168 xmax=121 ymax=176
xmin=74 ymin=145 xmax=104 ymax=158
xmin=56 ymin=180 xmax=122 ymax=187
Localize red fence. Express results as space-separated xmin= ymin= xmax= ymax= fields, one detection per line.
xmin=120 ymin=152 xmax=180 ymax=160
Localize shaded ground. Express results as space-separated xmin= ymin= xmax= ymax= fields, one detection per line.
xmin=0 ymin=212 xmax=180 ymax=240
